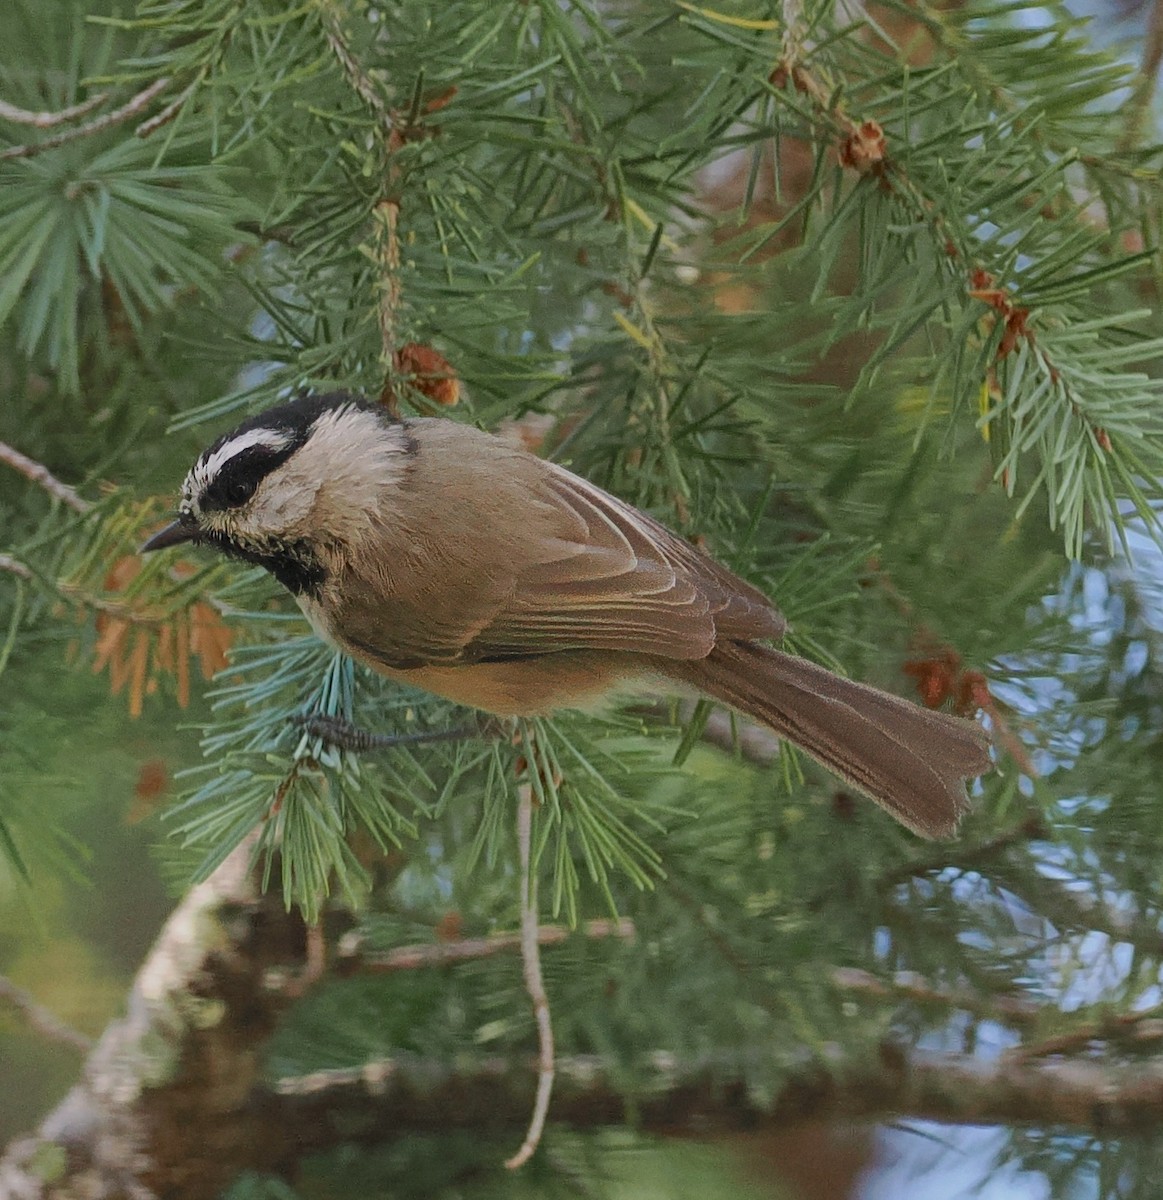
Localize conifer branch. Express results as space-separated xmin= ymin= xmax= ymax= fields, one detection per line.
xmin=2 ymin=789 xmax=1159 ymax=1195
xmin=4 ymin=6 xmax=1162 ymax=1194
xmin=316 ymin=2 xmax=410 ymax=407
xmin=8 ymin=835 xmax=1163 ymax=1199
xmin=317 ymin=0 xmax=391 ymax=133
xmin=266 ymin=1048 xmax=1163 ymax=1140
xmin=1005 ymin=1002 xmax=1163 ymax=1062
xmin=338 ymin=918 xmax=635 ymax=973
xmin=0 ymin=442 xmax=88 ymax=512
xmin=875 ymin=815 xmax=1049 ymax=893
xmin=770 ymin=53 xmax=1133 ymax=543
xmin=309 ymin=923 xmax=1052 ymax=1040
xmin=0 ymin=77 xmax=170 ymax=161
xmin=831 ymin=967 xmax=1040 ymax=1027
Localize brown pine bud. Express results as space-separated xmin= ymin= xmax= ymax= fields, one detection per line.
xmin=837 ymin=120 xmax=886 ymax=173
xmin=394 ymin=342 xmax=460 ymax=406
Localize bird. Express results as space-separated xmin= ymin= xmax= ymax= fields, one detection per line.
xmin=143 ymin=391 xmax=991 ymax=838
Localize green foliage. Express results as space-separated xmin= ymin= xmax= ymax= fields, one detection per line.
xmin=0 ymin=137 xmax=251 ymax=392
xmin=0 ymin=3 xmax=253 ymax=393
xmin=2 ymin=0 xmax=1163 ymax=1195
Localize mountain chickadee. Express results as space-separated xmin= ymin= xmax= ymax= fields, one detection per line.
xmin=143 ymin=392 xmax=991 ymax=837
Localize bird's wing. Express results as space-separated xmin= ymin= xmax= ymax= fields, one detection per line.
xmin=462 ymin=463 xmax=784 ymax=661
xmin=330 ymin=423 xmax=784 ymax=669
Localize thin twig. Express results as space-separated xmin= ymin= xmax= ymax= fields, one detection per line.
xmin=0 ymin=555 xmax=32 ymax=580
xmin=0 ymin=77 xmax=170 ymax=161
xmin=318 ymin=0 xmax=391 ymax=131
xmin=0 ymin=93 xmax=108 ymax=128
xmin=874 ymin=814 xmax=1047 ymax=892
xmin=135 ymin=72 xmax=202 ymax=139
xmin=0 ymin=441 xmax=89 ymax=512
xmin=780 ymin=0 xmax=807 ymax=65
xmin=317 ymin=0 xmax=405 ymax=411
xmin=1006 ymin=1005 xmax=1163 ymax=1062
xmin=1120 ymin=0 xmax=1163 ymax=150
xmin=505 ymin=785 xmax=555 ymax=1170
xmin=0 ymin=974 xmax=93 ymax=1053
xmin=339 ymin=918 xmax=635 ymax=973
xmin=831 ymin=966 xmax=1039 ymax=1027
xmin=373 ymin=197 xmax=401 ymax=375
xmin=280 ymin=922 xmax=330 ymax=1001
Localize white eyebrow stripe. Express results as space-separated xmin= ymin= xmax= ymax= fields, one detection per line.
xmin=188 ymin=427 xmax=296 ymax=495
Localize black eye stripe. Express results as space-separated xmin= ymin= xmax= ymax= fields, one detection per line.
xmin=200 ymin=442 xmax=301 ymax=513
xmin=189 ymin=392 xmax=392 ymax=514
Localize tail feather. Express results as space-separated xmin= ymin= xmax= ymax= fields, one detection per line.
xmin=663 ymin=641 xmax=992 ymax=839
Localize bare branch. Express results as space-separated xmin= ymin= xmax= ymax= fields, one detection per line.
xmin=0 ymin=840 xmax=309 ymax=1200
xmin=636 ymin=699 xmax=782 ymax=767
xmin=0 ymin=975 xmax=93 ymax=1053
xmin=0 ymin=78 xmax=170 ymax=162
xmin=0 ymin=442 xmax=88 ymax=513
xmin=269 ymin=1046 xmax=1163 ymax=1142
xmin=0 ymin=93 xmax=108 ymax=128
xmin=698 ymin=705 xmax=782 ymax=763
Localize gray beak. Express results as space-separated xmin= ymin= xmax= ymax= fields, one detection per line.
xmin=141 ymin=515 xmax=198 ymax=554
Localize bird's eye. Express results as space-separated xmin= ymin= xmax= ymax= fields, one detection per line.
xmin=221 ymin=476 xmax=257 ymax=508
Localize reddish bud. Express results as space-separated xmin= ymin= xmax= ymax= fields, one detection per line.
xmin=902 ymin=648 xmax=962 ymax=709
xmin=394 ymin=342 xmax=460 ymax=407
xmin=838 ymin=120 xmax=886 ymax=173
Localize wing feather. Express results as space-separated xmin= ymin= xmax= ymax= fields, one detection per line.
xmin=464 ymin=462 xmax=783 ymax=661
xmin=330 ymin=423 xmax=785 ymax=668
